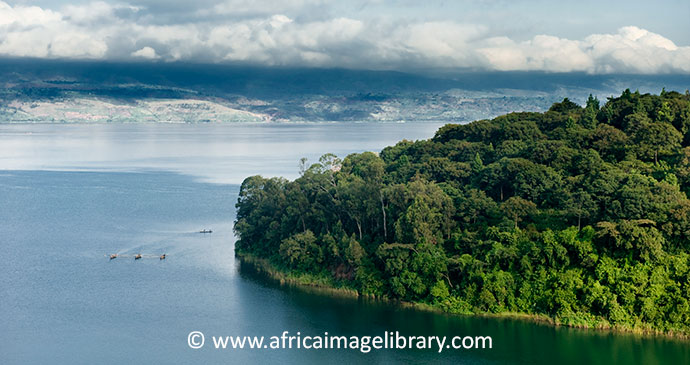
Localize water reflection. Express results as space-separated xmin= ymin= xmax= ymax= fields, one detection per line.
xmin=0 ymin=122 xmax=445 ymax=184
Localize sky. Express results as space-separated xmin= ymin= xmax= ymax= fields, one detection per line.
xmin=0 ymin=0 xmax=689 ymax=74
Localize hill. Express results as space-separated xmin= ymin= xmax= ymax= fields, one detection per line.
xmin=1 ymin=59 xmax=689 ymax=122
xmin=234 ymin=89 xmax=690 ymax=336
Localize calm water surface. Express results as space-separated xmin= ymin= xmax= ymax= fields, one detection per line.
xmin=0 ymin=123 xmax=687 ymax=364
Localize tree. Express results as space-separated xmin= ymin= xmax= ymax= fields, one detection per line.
xmin=394 ymin=179 xmax=454 ymax=244
xmin=656 ymin=101 xmax=674 ymax=124
xmin=343 ymin=234 xmax=365 ymax=268
xmin=456 ymin=188 xmax=498 ymax=225
xmin=582 ymin=94 xmax=600 ymax=129
xmin=567 ymin=189 xmax=597 ymax=230
xmin=471 ymin=152 xmax=484 ymax=172
xmin=279 ymin=230 xmax=322 ymax=271
xmin=636 ymin=122 xmax=682 ymax=164
xmin=339 ymin=152 xmax=388 ymax=241
xmin=501 ymin=196 xmax=536 ymax=229
xmin=549 ymin=98 xmax=581 ymax=114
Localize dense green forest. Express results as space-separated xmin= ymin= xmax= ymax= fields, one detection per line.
xmin=234 ymin=89 xmax=690 ymax=335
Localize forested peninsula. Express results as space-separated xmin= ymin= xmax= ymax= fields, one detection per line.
xmin=234 ymin=90 xmax=690 ymax=336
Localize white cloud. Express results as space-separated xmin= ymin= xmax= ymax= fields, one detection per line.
xmin=131 ymin=46 xmax=158 ymax=59
xmin=62 ymin=1 xmax=118 ymax=24
xmin=208 ymin=0 xmax=328 ymax=16
xmin=0 ymin=1 xmax=687 ymax=74
xmin=0 ymin=2 xmax=61 ymax=27
xmin=475 ymin=27 xmax=690 ymax=73
xmin=0 ymin=1 xmax=107 ymax=58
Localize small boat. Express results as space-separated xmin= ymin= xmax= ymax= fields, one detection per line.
xmin=199 ymin=229 xmax=213 ymax=234
xmin=109 ymin=254 xmax=118 ymax=260
xmin=160 ymin=254 xmax=166 ymax=260
xmin=134 ymin=254 xmax=142 ymax=260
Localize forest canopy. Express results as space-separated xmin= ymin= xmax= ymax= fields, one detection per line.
xmin=234 ymin=89 xmax=690 ymax=335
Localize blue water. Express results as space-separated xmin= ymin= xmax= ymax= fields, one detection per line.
xmin=0 ymin=171 xmax=236 ymax=363
xmin=1 ymin=124 xmax=688 ymax=364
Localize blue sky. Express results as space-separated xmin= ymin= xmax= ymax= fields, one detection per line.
xmin=1 ymin=0 xmax=688 ymax=73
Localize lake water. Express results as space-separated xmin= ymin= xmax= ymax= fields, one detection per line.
xmin=0 ymin=123 xmax=688 ymax=364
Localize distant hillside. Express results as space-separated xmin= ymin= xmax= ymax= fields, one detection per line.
xmin=1 ymin=59 xmax=688 ymax=122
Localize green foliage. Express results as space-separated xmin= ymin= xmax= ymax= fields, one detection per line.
xmin=235 ymin=90 xmax=690 ymax=335
xmin=279 ymin=230 xmax=322 ymax=271
xmin=501 ymin=196 xmax=536 ymax=228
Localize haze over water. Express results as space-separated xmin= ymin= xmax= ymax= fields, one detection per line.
xmin=0 ymin=122 xmax=445 ymax=184
xmin=0 ymin=123 xmax=687 ymax=364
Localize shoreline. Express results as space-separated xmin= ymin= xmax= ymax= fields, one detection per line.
xmin=236 ymin=251 xmax=689 ymax=341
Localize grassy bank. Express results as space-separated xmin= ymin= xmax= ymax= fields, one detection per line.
xmin=236 ymin=251 xmax=360 ymax=299
xmin=236 ymin=251 xmax=689 ymax=340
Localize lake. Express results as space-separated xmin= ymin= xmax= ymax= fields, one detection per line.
xmin=0 ymin=123 xmax=687 ymax=364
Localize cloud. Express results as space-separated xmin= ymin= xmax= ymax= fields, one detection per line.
xmin=131 ymin=46 xmax=157 ymax=59
xmin=207 ymin=0 xmax=329 ymax=17
xmin=475 ymin=26 xmax=690 ymax=74
xmin=0 ymin=1 xmax=107 ymax=58
xmin=0 ymin=1 xmax=688 ymax=74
